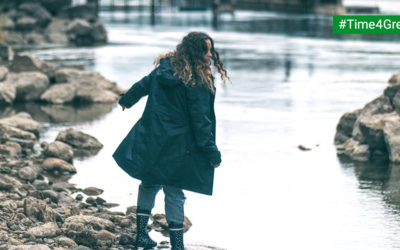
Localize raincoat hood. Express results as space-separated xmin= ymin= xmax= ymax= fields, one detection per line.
xmin=156 ymin=58 xmax=182 ymax=86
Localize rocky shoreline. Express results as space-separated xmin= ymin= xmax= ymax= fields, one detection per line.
xmin=0 ymin=47 xmax=193 ymax=249
xmin=335 ymin=73 xmax=400 ymax=163
xmin=1 ymin=0 xmax=107 ymax=46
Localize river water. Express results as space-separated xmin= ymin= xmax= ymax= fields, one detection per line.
xmin=7 ymin=4 xmax=400 ymax=250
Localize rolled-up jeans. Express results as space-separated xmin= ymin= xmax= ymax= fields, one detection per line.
xmin=137 ymin=182 xmax=186 ymax=225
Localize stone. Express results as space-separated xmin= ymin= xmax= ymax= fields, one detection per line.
xmin=45 ymin=18 xmax=69 ymax=44
xmin=0 ymin=113 xmax=40 ymax=137
xmin=63 ymin=215 xmax=115 ymax=232
xmin=0 ymin=174 xmax=23 ymax=191
xmin=18 ymin=166 xmax=39 ymax=181
xmin=383 ymin=121 xmax=400 ymax=163
xmin=23 ymin=197 xmax=61 ymax=223
xmin=56 ymin=128 xmax=103 ymax=151
xmin=9 ymin=53 xmax=46 ymax=73
xmin=334 ymin=109 xmax=361 ymax=145
xmin=5 ymin=72 xmax=49 ymax=101
xmin=2 ymin=15 xmax=15 ymax=30
xmin=42 ymin=158 xmax=77 ymax=174
xmin=43 ymin=141 xmax=74 ymax=163
xmin=0 ymin=83 xmax=16 ymax=104
xmin=0 ymin=141 xmax=22 ymax=156
xmin=8 ymin=245 xmax=51 ymax=250
xmin=0 ymin=124 xmax=36 ymax=141
xmin=392 ymin=91 xmax=400 ymax=111
xmin=67 ymin=18 xmax=91 ymax=39
xmin=91 ymin=20 xmax=108 ymax=44
xmin=388 ymin=73 xmax=400 ymax=85
xmin=27 ymin=222 xmax=60 ymax=238
xmin=83 ymin=187 xmax=103 ymax=196
xmin=75 ymin=84 xmax=119 ymax=103
xmin=40 ymin=83 xmax=76 ymax=104
xmin=341 ymin=138 xmax=370 ymax=162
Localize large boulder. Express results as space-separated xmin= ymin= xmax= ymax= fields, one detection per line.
xmin=5 ymin=72 xmax=49 ymax=101
xmin=27 ymin=222 xmax=61 ymax=238
xmin=66 ymin=18 xmax=107 ymax=46
xmin=45 ymin=18 xmax=69 ymax=44
xmin=334 ymin=109 xmax=361 ymax=145
xmin=23 ymin=196 xmax=62 ymax=223
xmin=0 ymin=124 xmax=37 ymax=141
xmin=40 ymin=83 xmax=76 ymax=104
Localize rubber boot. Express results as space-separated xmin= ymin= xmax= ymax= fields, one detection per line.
xmin=169 ymin=222 xmax=184 ymax=250
xmin=135 ymin=210 xmax=157 ymax=249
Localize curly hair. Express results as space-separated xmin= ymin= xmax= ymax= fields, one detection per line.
xmin=154 ymin=32 xmax=230 ymax=93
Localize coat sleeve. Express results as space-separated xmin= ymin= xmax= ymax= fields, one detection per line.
xmin=118 ymin=71 xmax=152 ymax=108
xmin=186 ymin=85 xmax=221 ymax=165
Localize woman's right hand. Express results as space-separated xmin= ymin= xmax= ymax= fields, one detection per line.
xmin=120 ymin=104 xmax=126 ymax=111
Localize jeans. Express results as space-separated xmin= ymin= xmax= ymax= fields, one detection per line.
xmin=137 ymin=182 xmax=186 ymax=225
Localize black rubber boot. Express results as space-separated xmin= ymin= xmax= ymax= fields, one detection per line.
xmin=135 ymin=209 xmax=157 ymax=249
xmin=169 ymin=222 xmax=184 ymax=250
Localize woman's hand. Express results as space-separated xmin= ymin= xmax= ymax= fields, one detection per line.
xmin=120 ymin=104 xmax=126 ymax=111
xmin=211 ymin=163 xmax=220 ymax=168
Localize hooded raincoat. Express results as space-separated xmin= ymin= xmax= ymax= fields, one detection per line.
xmin=112 ymin=58 xmax=221 ymax=195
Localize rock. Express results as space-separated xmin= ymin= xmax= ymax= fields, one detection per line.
xmin=8 ymin=245 xmax=51 ymax=250
xmin=298 ymin=145 xmax=311 ymax=151
xmin=340 ymin=138 xmax=370 ymax=162
xmin=5 ymin=72 xmax=49 ymax=101
xmin=33 ymin=180 xmax=49 ymax=190
xmin=0 ymin=174 xmax=23 ymax=191
xmin=0 ymin=42 xmax=14 ymax=64
xmin=18 ymin=166 xmax=39 ymax=181
xmin=42 ymin=158 xmax=77 ymax=174
xmin=15 ymin=17 xmax=37 ymax=31
xmin=0 ymin=83 xmax=16 ymax=104
xmin=18 ymin=3 xmax=52 ymax=28
xmin=83 ymin=187 xmax=103 ymax=196
xmin=388 ymin=73 xmax=400 ymax=85
xmin=383 ymin=121 xmax=400 ymax=163
xmin=9 ymin=53 xmax=46 ymax=73
xmin=0 ymin=113 xmax=40 ymax=137
xmin=334 ymin=109 xmax=361 ymax=145
xmin=0 ymin=200 xmax=18 ymax=210
xmin=392 ymin=91 xmax=400 ymax=111
xmin=0 ymin=66 xmax=9 ymax=81
xmin=43 ymin=141 xmax=74 ymax=163
xmin=27 ymin=222 xmax=60 ymax=238
xmin=384 ymin=84 xmax=400 ymax=101
xmin=66 ymin=19 xmax=92 ymax=45
xmin=54 ymin=68 xmax=117 ymax=90
xmin=23 ymin=197 xmax=61 ymax=223
xmin=25 ymin=32 xmax=46 ymax=45
xmin=358 ymin=112 xmax=400 ymax=150
xmin=76 ymin=84 xmax=119 ymax=103
xmin=75 ymin=194 xmax=83 ymax=201
xmin=31 ymin=190 xmax=59 ymax=203
xmin=95 ymin=229 xmax=116 ymax=247
xmin=40 ymin=83 xmax=76 ymax=104
xmin=85 ymin=196 xmax=96 ymax=206
xmin=55 ymin=236 xmax=78 ymax=248
xmin=0 ymin=124 xmax=37 ymax=141
xmin=0 ymin=141 xmax=22 ymax=156
xmin=2 ymin=15 xmax=15 ymax=30
xmin=56 ymin=128 xmax=103 ymax=152
xmin=152 ymin=213 xmax=192 ymax=235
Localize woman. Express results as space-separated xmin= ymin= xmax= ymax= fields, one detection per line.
xmin=113 ymin=32 xmax=229 ymax=249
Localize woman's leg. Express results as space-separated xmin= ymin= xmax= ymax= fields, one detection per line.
xmin=135 ymin=182 xmax=161 ymax=248
xmin=163 ymin=186 xmax=186 ymax=250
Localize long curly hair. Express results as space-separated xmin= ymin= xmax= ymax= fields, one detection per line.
xmin=155 ymin=32 xmax=230 ymax=93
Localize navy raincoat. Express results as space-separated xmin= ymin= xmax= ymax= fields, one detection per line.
xmin=112 ymin=58 xmax=221 ymax=195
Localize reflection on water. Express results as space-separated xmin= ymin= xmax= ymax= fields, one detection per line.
xmin=0 ymin=102 xmax=115 ymax=124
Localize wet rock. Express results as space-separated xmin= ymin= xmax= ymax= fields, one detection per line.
xmin=0 ymin=113 xmax=40 ymax=137
xmin=339 ymin=138 xmax=370 ymax=162
xmin=43 ymin=141 xmax=74 ymax=163
xmin=33 ymin=180 xmax=49 ymax=190
xmin=2 ymin=15 xmax=15 ymax=30
xmin=392 ymin=91 xmax=400 ymax=111
xmin=383 ymin=121 xmax=400 ymax=163
xmin=85 ymin=197 xmax=96 ymax=206
xmin=0 ymin=200 xmax=18 ymax=211
xmin=42 ymin=158 xmax=77 ymax=174
xmin=27 ymin=222 xmax=60 ymax=238
xmin=83 ymin=187 xmax=103 ymax=196
xmin=5 ymin=72 xmax=49 ymax=101
xmin=76 ymin=83 xmax=118 ymax=103
xmin=75 ymin=194 xmax=83 ymax=201
xmin=0 ymin=83 xmax=16 ymax=104
xmin=334 ymin=109 xmax=361 ymax=145
xmin=0 ymin=124 xmax=36 ymax=141
xmin=18 ymin=166 xmax=40 ymax=181
xmin=55 ymin=236 xmax=78 ymax=248
xmin=40 ymin=83 xmax=76 ymax=104
xmin=55 ymin=128 xmax=103 ymax=155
